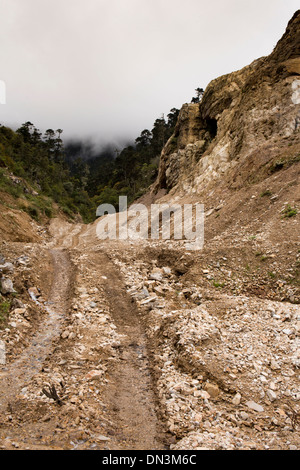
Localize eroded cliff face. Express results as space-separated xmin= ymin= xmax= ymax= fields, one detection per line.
xmin=153 ymin=11 xmax=300 ymax=199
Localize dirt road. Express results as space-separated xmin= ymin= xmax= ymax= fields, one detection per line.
xmin=0 ymin=217 xmax=299 ymax=450
xmin=0 ymin=219 xmax=169 ymax=450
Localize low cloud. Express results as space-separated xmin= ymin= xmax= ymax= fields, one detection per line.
xmin=0 ymin=0 xmax=298 ymax=147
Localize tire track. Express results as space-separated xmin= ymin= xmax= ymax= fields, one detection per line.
xmin=0 ymin=248 xmax=73 ymax=413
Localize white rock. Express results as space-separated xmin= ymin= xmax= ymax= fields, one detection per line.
xmin=232 ymin=393 xmax=242 ymax=405
xmin=270 ymin=359 xmax=281 ymax=371
xmin=266 ymin=390 xmax=277 ymax=402
xmin=246 ymin=401 xmax=264 ymax=412
xmin=0 ymin=340 xmax=6 ymax=365
xmin=1 ymin=278 xmax=16 ymax=294
xmin=0 ymin=262 xmax=14 ymax=274
xmin=140 ymin=296 xmax=157 ymax=305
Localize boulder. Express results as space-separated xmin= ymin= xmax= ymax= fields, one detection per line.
xmin=0 ymin=263 xmax=14 ymax=274
xmin=1 ymin=278 xmax=16 ymax=295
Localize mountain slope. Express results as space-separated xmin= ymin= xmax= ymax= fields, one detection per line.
xmin=153 ymin=10 xmax=300 ymax=198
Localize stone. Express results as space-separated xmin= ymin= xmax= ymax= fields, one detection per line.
xmin=1 ymin=278 xmax=16 ymax=295
xmin=162 ymin=267 xmax=172 ymax=275
xmin=94 ymin=435 xmax=110 ymax=442
xmin=246 ymin=401 xmax=264 ymax=413
xmin=260 ymin=375 xmax=268 ymax=384
xmin=140 ymin=296 xmax=157 ymax=305
xmin=85 ymin=370 xmax=103 ymax=382
xmin=240 ymin=411 xmax=250 ymax=421
xmin=232 ymin=393 xmax=242 ymax=406
xmin=28 ymin=287 xmax=40 ymax=299
xmin=149 ymin=270 xmax=163 ymax=282
xmin=282 ymin=328 xmax=293 ymax=336
xmin=269 ymin=381 xmax=277 ymax=391
xmin=135 ymin=287 xmax=149 ymax=299
xmin=0 ymin=263 xmax=14 ymax=274
xmin=12 ymin=308 xmax=27 ymax=316
xmin=270 ymin=359 xmax=281 ymax=371
xmin=0 ymin=340 xmax=6 ymax=365
xmin=11 ymin=298 xmax=25 ymax=309
xmin=266 ymin=390 xmax=277 ymax=402
xmin=203 ymin=383 xmax=220 ymax=399
xmin=198 ymin=390 xmax=210 ymax=400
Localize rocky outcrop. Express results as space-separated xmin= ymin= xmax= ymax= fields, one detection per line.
xmin=153 ymin=10 xmax=300 ymax=197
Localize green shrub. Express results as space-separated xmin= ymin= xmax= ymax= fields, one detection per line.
xmin=0 ymin=297 xmax=11 ymax=328
xmin=260 ymin=189 xmax=272 ymax=197
xmin=282 ymin=205 xmax=298 ymax=218
xmin=213 ymin=280 xmax=225 ymax=288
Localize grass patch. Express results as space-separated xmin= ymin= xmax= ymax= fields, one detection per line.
xmin=21 ymin=204 xmax=40 ymax=221
xmin=282 ymin=205 xmax=298 ymax=218
xmin=270 ymin=153 xmax=300 ymax=173
xmin=0 ymin=296 xmax=11 ymax=328
xmin=212 ymin=280 xmax=225 ymax=288
xmin=260 ymin=189 xmax=272 ymax=197
xmin=0 ymin=170 xmax=23 ymax=198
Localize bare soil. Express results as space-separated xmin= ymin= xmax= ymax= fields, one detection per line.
xmin=0 ymin=196 xmax=299 ymax=450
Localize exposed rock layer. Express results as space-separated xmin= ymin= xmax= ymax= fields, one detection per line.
xmin=153 ymin=10 xmax=300 ymax=197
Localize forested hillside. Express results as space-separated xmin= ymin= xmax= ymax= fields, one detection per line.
xmin=65 ymin=107 xmax=179 ymax=211
xmin=0 ymin=107 xmax=179 ymax=222
xmin=0 ymin=122 xmax=94 ymax=222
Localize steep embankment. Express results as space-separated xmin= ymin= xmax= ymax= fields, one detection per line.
xmin=147 ymin=9 xmax=300 ymax=306
xmin=153 ymin=11 xmax=300 ymax=199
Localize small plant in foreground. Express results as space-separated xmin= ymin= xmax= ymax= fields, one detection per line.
xmin=282 ymin=205 xmax=298 ymax=218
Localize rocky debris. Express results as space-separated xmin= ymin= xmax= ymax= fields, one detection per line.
xmin=11 ymin=298 xmax=26 ymax=310
xmin=110 ymin=247 xmax=300 ymax=450
xmin=0 ymin=278 xmax=16 ymax=295
xmin=15 ymin=255 xmax=30 ymax=267
xmin=0 ymin=223 xmax=299 ymax=450
xmin=0 ymin=246 xmax=55 ymax=365
xmin=11 ymin=250 xmax=123 ymax=446
xmin=28 ymin=287 xmax=41 ymax=300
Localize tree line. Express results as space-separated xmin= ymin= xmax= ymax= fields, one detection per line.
xmin=1 ymin=91 xmax=208 ymax=222
xmin=65 ymin=107 xmax=180 ymax=212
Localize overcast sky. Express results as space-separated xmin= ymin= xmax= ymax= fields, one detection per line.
xmin=0 ymin=0 xmax=299 ymax=148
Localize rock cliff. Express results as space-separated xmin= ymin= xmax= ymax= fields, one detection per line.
xmin=153 ymin=10 xmax=300 ymax=199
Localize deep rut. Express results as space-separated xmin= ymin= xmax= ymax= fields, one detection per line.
xmin=0 ymin=248 xmax=72 ymax=413
xmin=88 ymin=251 xmax=168 ymax=450
xmin=0 ymin=220 xmax=169 ymax=450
